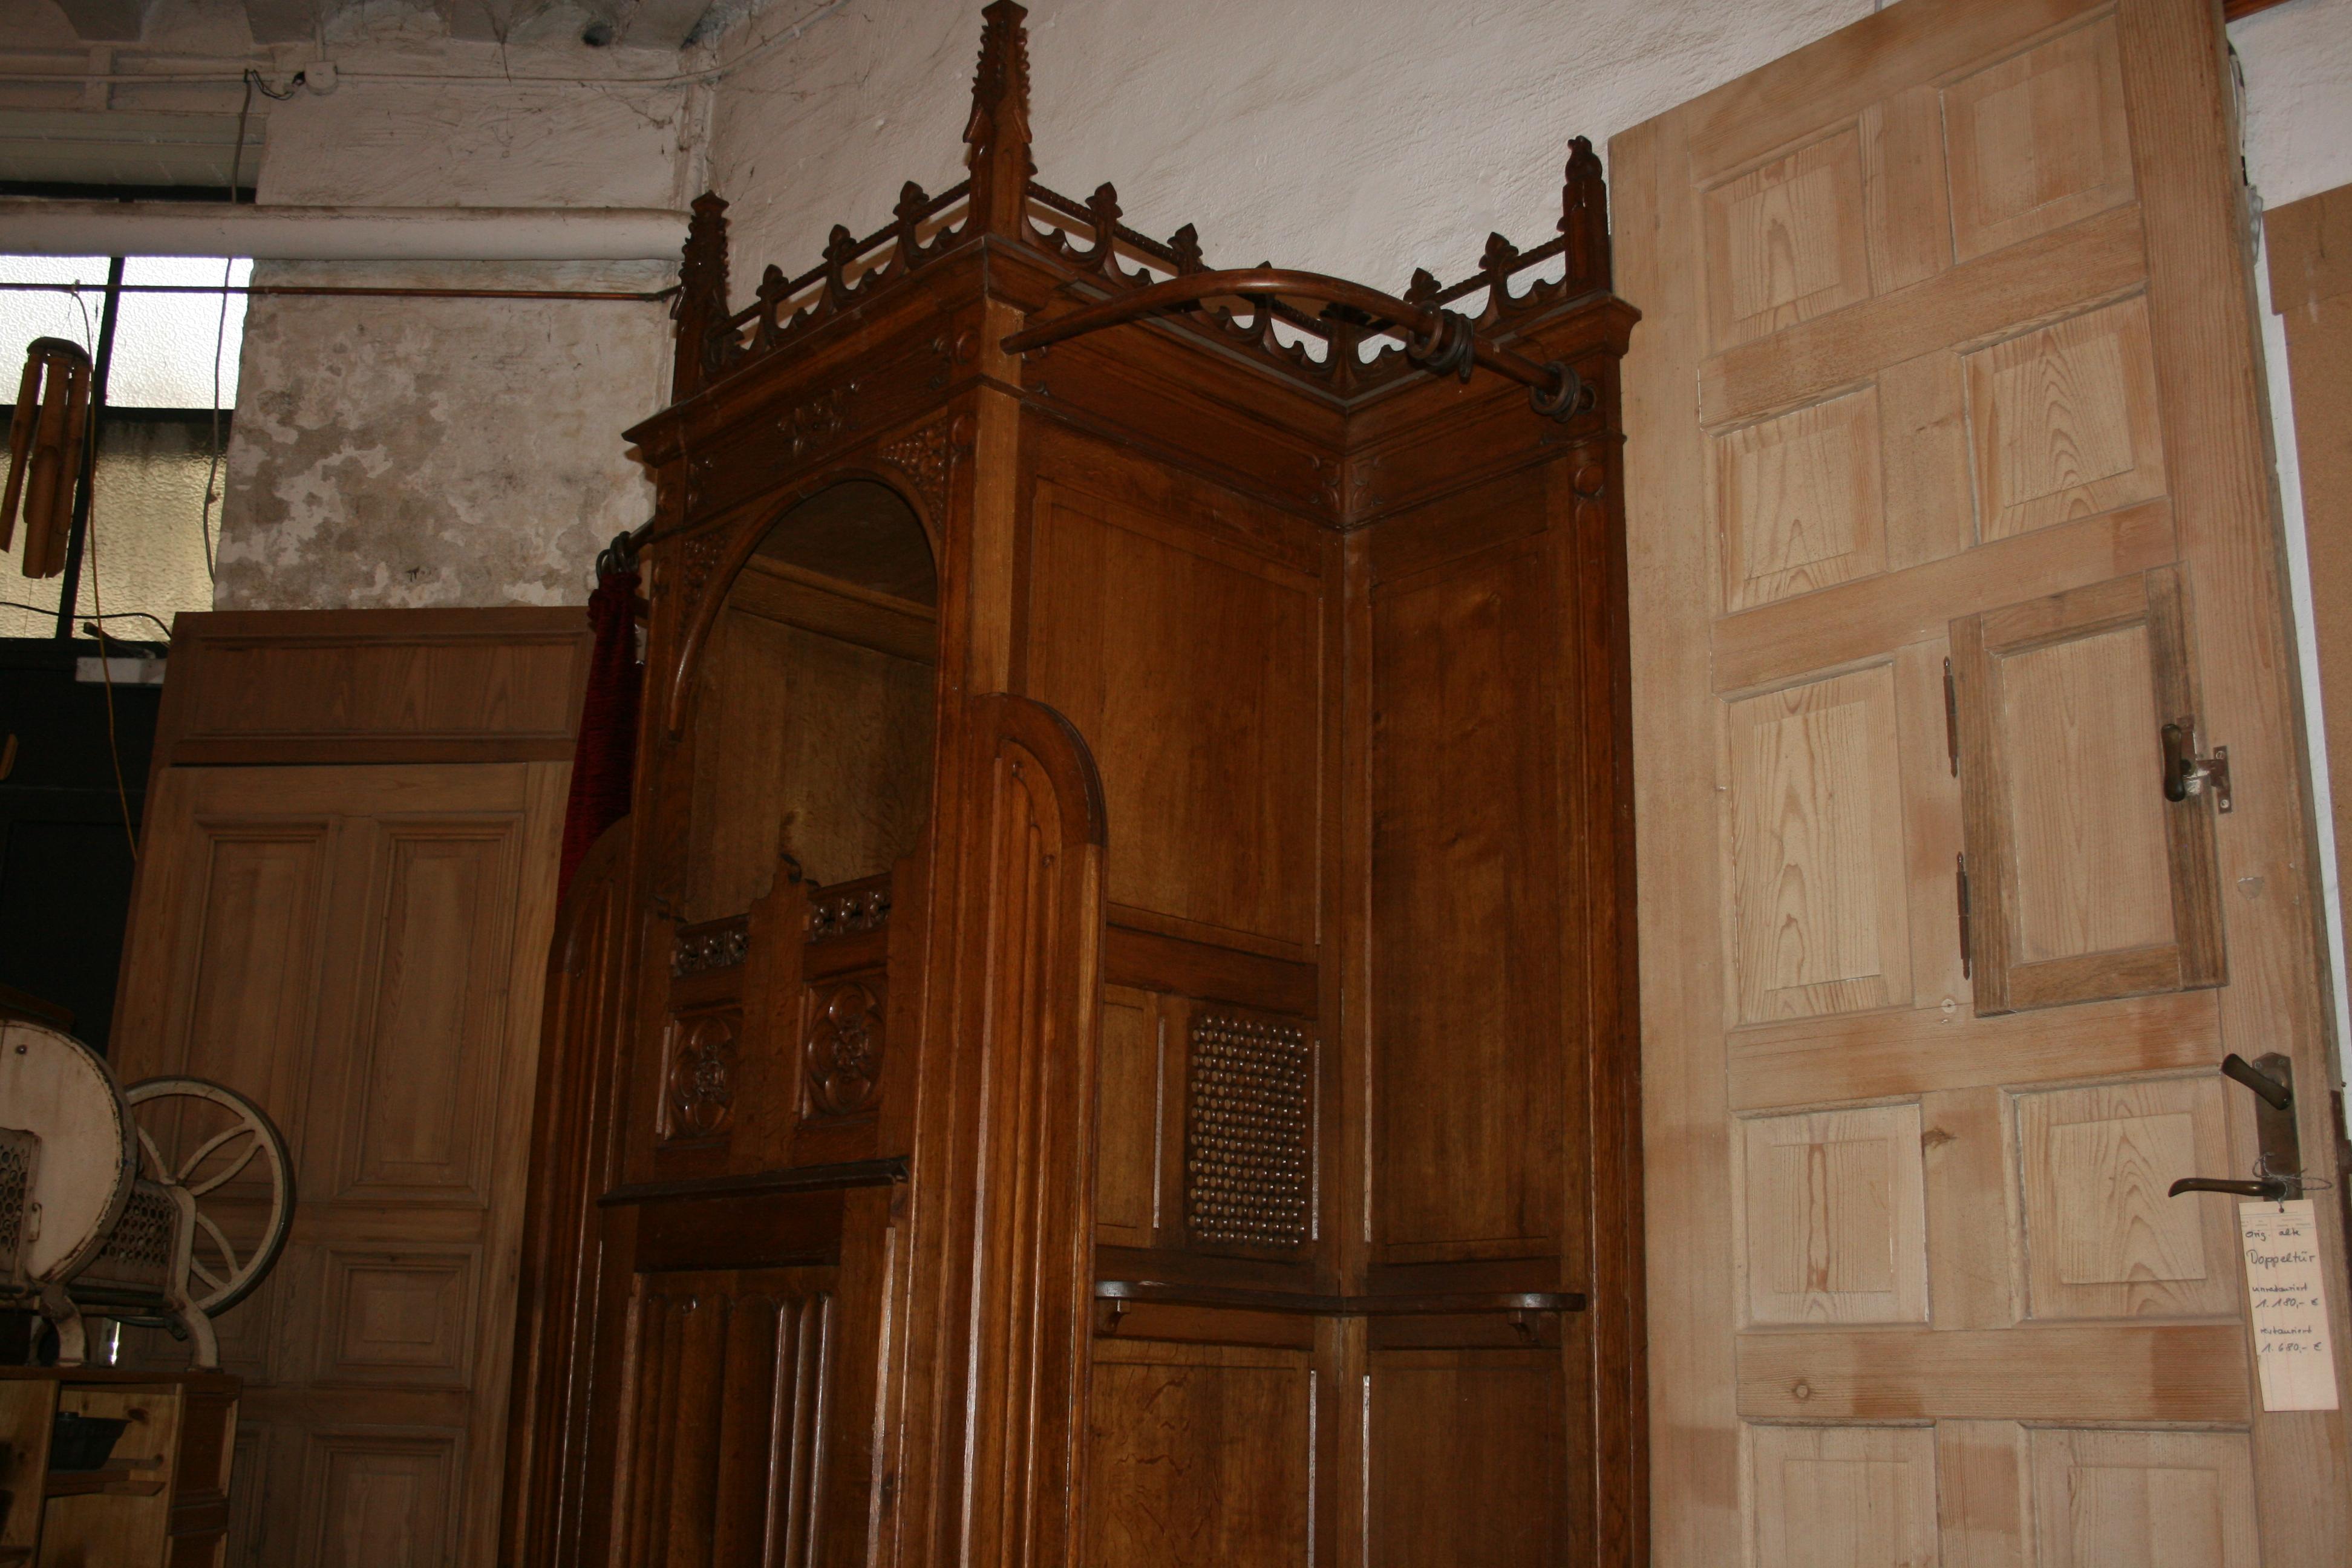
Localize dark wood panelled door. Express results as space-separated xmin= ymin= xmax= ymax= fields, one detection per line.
xmin=893 ymin=690 xmax=1107 ymax=1568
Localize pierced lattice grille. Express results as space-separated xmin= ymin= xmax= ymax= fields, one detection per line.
xmin=0 ymin=1128 xmax=33 ymax=1279
xmin=87 ymin=1181 xmax=176 ymax=1290
xmin=1185 ymin=1012 xmax=1312 ymax=1249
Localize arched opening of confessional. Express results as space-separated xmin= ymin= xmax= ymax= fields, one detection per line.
xmin=682 ymin=476 xmax=939 ymax=921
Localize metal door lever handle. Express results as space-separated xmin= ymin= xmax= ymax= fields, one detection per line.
xmin=2221 ymin=1052 xmax=2292 ymax=1110
xmin=2171 ymin=1051 xmax=2305 ymax=1201
xmin=2167 ymin=1175 xmax=2290 ymax=1201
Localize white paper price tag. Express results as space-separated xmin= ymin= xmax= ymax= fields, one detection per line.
xmin=2239 ymin=1200 xmax=2340 ymax=1413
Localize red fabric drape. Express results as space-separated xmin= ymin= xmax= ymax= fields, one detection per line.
xmin=558 ymin=567 xmax=642 ymax=901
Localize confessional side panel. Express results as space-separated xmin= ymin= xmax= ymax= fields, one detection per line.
xmin=1364 ymin=465 xmax=1571 ymax=1273
xmin=1019 ymin=423 xmax=1342 ymax=1568
xmin=1358 ymin=460 xmax=1595 ymax=1566
xmin=1018 ymin=423 xmax=1328 ymax=960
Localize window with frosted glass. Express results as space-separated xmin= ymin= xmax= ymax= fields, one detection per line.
xmin=2 ymin=253 xmax=250 ymax=640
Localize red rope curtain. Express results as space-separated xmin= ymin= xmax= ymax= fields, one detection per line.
xmin=558 ymin=564 xmax=642 ymax=901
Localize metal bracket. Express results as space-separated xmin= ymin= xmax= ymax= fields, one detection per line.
xmin=2161 ymin=716 xmax=2232 ymax=814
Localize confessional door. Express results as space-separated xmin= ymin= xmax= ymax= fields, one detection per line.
xmin=1618 ymin=0 xmax=2352 ymax=1563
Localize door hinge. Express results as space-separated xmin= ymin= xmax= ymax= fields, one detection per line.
xmin=2161 ymin=714 xmax=2232 ymax=814
xmin=1942 ymin=658 xmax=1959 ymax=777
xmin=1955 ymin=852 xmax=1971 ymax=981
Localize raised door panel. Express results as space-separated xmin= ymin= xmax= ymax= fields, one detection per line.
xmin=2016 ymin=1077 xmax=2238 ymax=1320
xmin=1748 ymin=1423 xmax=1939 ymax=1568
xmin=1083 ymin=1341 xmax=1313 ymax=1568
xmin=1025 ymin=482 xmax=1322 ymax=951
xmin=226 ymin=1422 xmax=272 ymax=1565
xmin=1370 ymin=544 xmax=1562 ymax=1263
xmin=1715 ymin=387 xmax=1887 ymax=611
xmin=111 ymin=794 xmax=336 ymax=1138
xmin=1704 ymin=129 xmax=1875 ymax=350
xmin=1965 ymin=296 xmax=2166 ymax=542
xmin=335 ymin=823 xmax=522 ymax=1201
xmin=1093 ymin=985 xmax=1165 ymax=1249
xmin=1942 ymin=16 xmax=2135 ymax=263
xmin=1721 ymin=664 xmax=1912 ymax=1024
xmin=2028 ymin=1428 xmax=2257 ymax=1568
xmin=314 ymin=1247 xmax=483 ymax=1386
xmin=296 ymin=1429 xmax=462 ymax=1567
xmin=1738 ymin=1104 xmax=1929 ymax=1325
xmin=1367 ymin=1351 xmax=1567 ymax=1568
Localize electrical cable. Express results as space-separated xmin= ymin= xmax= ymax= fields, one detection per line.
xmin=242 ymin=67 xmax=299 ymax=102
xmin=196 ymin=77 xmax=255 ymax=583
xmin=200 ymin=258 xmax=229 ymax=584
xmin=74 ymin=434 xmax=139 ymax=864
xmin=0 ymin=0 xmax=852 ymax=91
xmin=0 ymin=603 xmax=170 ymax=639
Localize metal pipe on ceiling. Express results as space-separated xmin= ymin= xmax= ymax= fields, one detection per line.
xmin=0 ymin=200 xmax=690 ymax=260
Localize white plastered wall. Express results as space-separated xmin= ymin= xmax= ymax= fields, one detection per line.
xmin=701 ymin=0 xmax=1875 ymax=302
xmin=2233 ymin=0 xmax=2352 ymax=1077
xmin=4 ymin=0 xmax=2346 ymax=629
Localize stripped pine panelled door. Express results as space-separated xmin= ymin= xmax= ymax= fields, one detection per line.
xmin=1615 ymin=0 xmax=2352 ymax=1563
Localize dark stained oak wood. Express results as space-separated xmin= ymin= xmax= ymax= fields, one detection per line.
xmin=503 ymin=6 xmax=1643 ymax=1565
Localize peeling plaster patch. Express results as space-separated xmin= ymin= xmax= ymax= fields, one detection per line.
xmin=214 ymin=258 xmax=668 ymax=610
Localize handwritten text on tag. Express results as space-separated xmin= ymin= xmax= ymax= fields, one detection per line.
xmin=2240 ymin=1200 xmax=2340 ymax=1413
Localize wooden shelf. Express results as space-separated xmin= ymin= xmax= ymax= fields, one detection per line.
xmin=44 ymin=1463 xmax=166 ymax=1500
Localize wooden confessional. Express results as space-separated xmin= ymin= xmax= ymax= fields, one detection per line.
xmin=502 ymin=5 xmax=1644 ymax=1564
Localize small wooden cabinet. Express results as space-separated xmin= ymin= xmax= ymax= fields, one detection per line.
xmin=0 ymin=1367 xmax=238 ymax=1567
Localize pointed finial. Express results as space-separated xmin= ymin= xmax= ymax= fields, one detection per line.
xmin=672 ymin=191 xmax=732 ymax=399
xmin=1559 ymin=136 xmax=1610 ymax=292
xmin=965 ymin=1 xmax=1034 ymax=236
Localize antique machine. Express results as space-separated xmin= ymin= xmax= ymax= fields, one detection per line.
xmin=503 ymin=5 xmax=1643 ymax=1564
xmin=0 ymin=1018 xmax=293 ymax=1369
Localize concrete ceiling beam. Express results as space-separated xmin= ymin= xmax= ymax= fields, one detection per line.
xmin=53 ymin=0 xmax=151 ymax=42
xmin=241 ymin=0 xmax=321 ymax=46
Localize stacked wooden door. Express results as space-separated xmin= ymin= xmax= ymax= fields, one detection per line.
xmin=1618 ymin=0 xmax=2352 ymax=1562
xmin=111 ymin=610 xmax=585 ymax=1567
